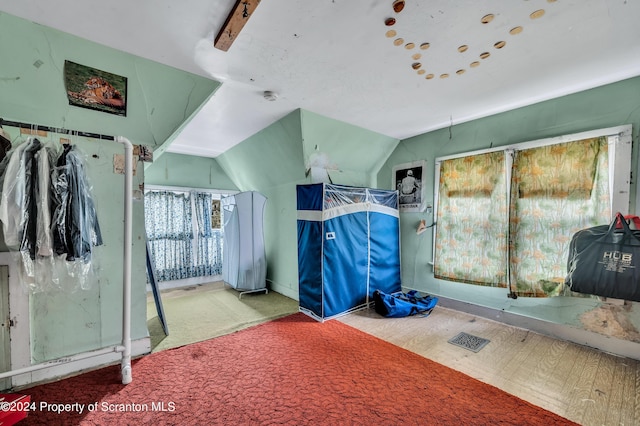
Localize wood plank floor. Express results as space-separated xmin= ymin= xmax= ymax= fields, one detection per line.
xmin=339 ymin=306 xmax=640 ymax=426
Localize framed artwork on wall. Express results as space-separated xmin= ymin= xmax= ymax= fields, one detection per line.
xmin=211 ymin=199 xmax=221 ymax=229
xmin=64 ymin=60 xmax=127 ymax=116
xmin=392 ymin=160 xmax=427 ymax=212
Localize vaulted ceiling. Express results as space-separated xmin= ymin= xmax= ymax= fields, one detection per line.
xmin=2 ymin=0 xmax=640 ymax=158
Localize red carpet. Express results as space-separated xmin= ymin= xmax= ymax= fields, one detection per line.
xmin=20 ymin=313 xmax=576 ymax=425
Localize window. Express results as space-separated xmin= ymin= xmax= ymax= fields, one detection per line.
xmin=145 ymin=190 xmax=224 ymax=282
xmin=433 ymin=125 xmax=632 ymax=297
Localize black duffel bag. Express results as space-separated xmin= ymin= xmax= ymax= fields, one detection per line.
xmin=565 ymin=212 xmax=640 ymax=302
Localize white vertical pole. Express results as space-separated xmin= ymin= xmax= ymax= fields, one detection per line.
xmin=115 ymin=136 xmax=133 ymax=385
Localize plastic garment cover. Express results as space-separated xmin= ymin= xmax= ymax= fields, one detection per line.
xmin=0 ymin=138 xmax=60 ymax=291
xmin=20 ymin=137 xmax=42 ymax=259
xmin=323 ymin=185 xmax=399 ymax=211
xmin=35 ymin=147 xmax=54 ymax=256
xmin=0 ymin=138 xmax=33 ymax=248
xmin=565 ymin=212 xmax=640 ymax=301
xmin=51 ymin=144 xmax=103 ymax=261
xmin=0 ymin=140 xmax=102 ymax=292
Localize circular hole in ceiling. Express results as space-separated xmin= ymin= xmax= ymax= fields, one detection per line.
xmin=510 ymin=26 xmax=523 ymax=35
xmin=481 ymin=14 xmax=494 ymax=24
xmin=393 ymin=0 xmax=405 ymax=13
xmin=420 ymin=43 xmax=431 ymax=50
xmin=458 ymin=45 xmax=469 ymax=53
xmin=417 ymin=69 xmax=426 ymax=75
xmin=426 ymin=74 xmax=435 ymax=80
xmin=385 ymin=17 xmax=396 ymax=26
xmin=394 ymin=38 xmax=405 ymax=46
xmin=440 ymin=73 xmax=450 ymax=79
xmin=386 ymin=30 xmax=397 ymax=38
xmin=412 ymin=62 xmax=422 ymax=70
xmin=494 ymin=41 xmax=506 ymax=49
xmin=470 ymin=61 xmax=480 ymax=68
xmin=405 ymin=42 xmax=415 ymax=49
xmin=480 ymin=52 xmax=490 ymax=59
xmin=530 ymin=9 xmax=545 ymax=19
xmin=412 ymin=53 xmax=422 ymax=60
xmin=456 ymin=69 xmax=466 ymax=75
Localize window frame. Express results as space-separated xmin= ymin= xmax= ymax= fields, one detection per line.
xmin=144 ymin=185 xmax=238 ymax=282
xmin=431 ymin=124 xmax=632 ymax=266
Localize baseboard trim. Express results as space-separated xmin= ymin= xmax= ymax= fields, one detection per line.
xmin=436 ymin=296 xmax=640 ymax=361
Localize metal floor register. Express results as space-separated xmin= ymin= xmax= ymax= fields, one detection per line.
xmin=448 ymin=332 xmax=491 ymax=353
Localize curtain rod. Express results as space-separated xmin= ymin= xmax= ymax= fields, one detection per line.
xmin=145 ymin=184 xmax=238 ymax=196
xmin=0 ymin=117 xmax=115 ymax=141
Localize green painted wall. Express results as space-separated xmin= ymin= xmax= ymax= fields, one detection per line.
xmin=145 ymin=153 xmax=238 ymax=191
xmin=300 ymin=110 xmax=399 ymax=187
xmin=378 ymin=76 xmax=640 ymax=339
xmin=261 ymin=182 xmax=306 ymax=299
xmin=0 ymin=12 xmax=219 ymax=363
xmin=0 ymin=12 xmax=219 ymax=151
xmin=216 ymin=110 xmax=305 ymax=298
xmin=216 ymin=110 xmax=306 ymax=192
xmin=215 ymin=109 xmax=399 ymax=298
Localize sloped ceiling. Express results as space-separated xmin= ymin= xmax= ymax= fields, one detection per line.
xmin=1 ymin=0 xmax=640 ymax=158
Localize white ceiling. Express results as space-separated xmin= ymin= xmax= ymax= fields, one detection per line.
xmin=2 ymin=0 xmax=640 ymax=158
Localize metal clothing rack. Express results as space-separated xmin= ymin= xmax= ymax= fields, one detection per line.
xmin=0 ymin=117 xmax=115 ymax=141
xmin=0 ymin=119 xmax=134 ymax=385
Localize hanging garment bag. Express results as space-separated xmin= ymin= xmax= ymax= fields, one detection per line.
xmin=565 ymin=212 xmax=640 ymax=301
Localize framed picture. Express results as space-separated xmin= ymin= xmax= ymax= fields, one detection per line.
xmin=211 ymin=199 xmax=221 ymax=229
xmin=64 ymin=60 xmax=127 ymax=116
xmin=392 ymin=160 xmax=427 ymax=212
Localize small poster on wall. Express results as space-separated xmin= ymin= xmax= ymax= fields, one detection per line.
xmin=64 ymin=60 xmax=127 ymax=116
xmin=392 ymin=160 xmax=427 ymax=212
xmin=211 ymin=199 xmax=221 ymax=229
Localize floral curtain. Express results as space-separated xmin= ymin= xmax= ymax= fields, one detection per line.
xmin=434 ymin=151 xmax=508 ymax=287
xmin=145 ymin=191 xmax=193 ymax=281
xmin=193 ymin=192 xmax=223 ymax=277
xmin=145 ymin=190 xmax=224 ymax=282
xmin=434 ymin=136 xmax=610 ymax=297
xmin=508 ymin=137 xmax=610 ymax=297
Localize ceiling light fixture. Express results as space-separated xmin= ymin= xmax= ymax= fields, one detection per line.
xmin=242 ymin=2 xmax=249 ymax=18
xmin=263 ymin=91 xmax=278 ymax=101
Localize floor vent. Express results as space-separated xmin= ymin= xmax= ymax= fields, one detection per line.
xmin=448 ymin=332 xmax=490 ymax=353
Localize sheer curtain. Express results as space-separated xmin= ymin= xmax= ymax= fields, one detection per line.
xmin=145 ymin=190 xmax=224 ymax=282
xmin=434 ymin=136 xmax=611 ymax=297
xmin=193 ymin=192 xmax=223 ymax=277
xmin=145 ymin=191 xmax=193 ymax=281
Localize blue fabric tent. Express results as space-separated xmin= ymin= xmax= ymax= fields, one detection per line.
xmin=297 ymin=184 xmax=401 ymax=321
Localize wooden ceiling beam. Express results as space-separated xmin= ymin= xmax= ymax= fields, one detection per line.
xmin=214 ymin=0 xmax=262 ymax=52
